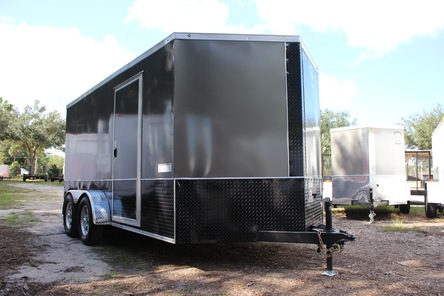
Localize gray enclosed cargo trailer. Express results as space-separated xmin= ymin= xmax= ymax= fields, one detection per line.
xmin=63 ymin=33 xmax=353 ymax=272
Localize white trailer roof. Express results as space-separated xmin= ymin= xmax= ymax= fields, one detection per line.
xmin=330 ymin=125 xmax=404 ymax=133
xmin=432 ymin=118 xmax=444 ymax=138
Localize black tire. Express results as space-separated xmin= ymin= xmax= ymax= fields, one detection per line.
xmin=63 ymin=194 xmax=79 ymax=237
xmin=399 ymin=203 xmax=410 ymax=214
xmin=355 ymin=191 xmax=368 ymax=204
xmin=425 ymin=190 xmax=438 ymax=218
xmin=78 ymin=197 xmax=103 ymax=246
xmin=425 ymin=202 xmax=438 ymax=218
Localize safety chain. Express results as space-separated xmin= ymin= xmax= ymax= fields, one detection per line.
xmin=315 ymin=229 xmax=343 ymax=258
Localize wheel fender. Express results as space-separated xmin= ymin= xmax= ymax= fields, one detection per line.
xmin=66 ymin=190 xmax=111 ymax=225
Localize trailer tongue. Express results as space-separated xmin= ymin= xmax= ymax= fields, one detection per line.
xmin=258 ymin=198 xmax=355 ymax=276
xmin=63 ymin=33 xmax=354 ymax=275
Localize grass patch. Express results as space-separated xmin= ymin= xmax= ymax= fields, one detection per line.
xmin=332 ymin=207 xmax=345 ymax=215
xmin=4 ymin=213 xmax=20 ymax=223
xmin=0 ymin=180 xmax=63 ymax=209
xmin=23 ymin=215 xmax=41 ymax=223
xmin=103 ymin=271 xmax=122 ymax=280
xmin=382 ymin=220 xmax=422 ymax=232
xmin=406 ymin=206 xmax=425 ymax=216
xmin=2 ymin=211 xmax=41 ymax=225
xmin=0 ymin=180 xmax=32 ymax=208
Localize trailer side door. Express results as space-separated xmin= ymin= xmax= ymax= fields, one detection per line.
xmin=112 ymin=73 xmax=143 ymax=227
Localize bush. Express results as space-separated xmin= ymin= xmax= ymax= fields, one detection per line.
xmin=48 ymin=164 xmax=61 ymax=178
xmin=9 ymin=161 xmax=21 ymax=177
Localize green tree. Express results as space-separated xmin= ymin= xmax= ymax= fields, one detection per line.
xmin=321 ymin=109 xmax=357 ymax=154
xmin=46 ymin=154 xmax=64 ymax=170
xmin=0 ymin=97 xmax=15 ymax=140
xmin=7 ymin=141 xmax=27 ymax=164
xmin=48 ymin=164 xmax=61 ymax=178
xmin=9 ymin=161 xmax=21 ymax=178
xmin=402 ymin=103 xmax=444 ymax=150
xmin=8 ymin=100 xmax=65 ymax=174
xmin=0 ymin=140 xmax=15 ymax=164
xmin=321 ymin=109 xmax=357 ymax=176
xmin=0 ymin=149 xmax=7 ymax=164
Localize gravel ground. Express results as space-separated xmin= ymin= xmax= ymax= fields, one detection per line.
xmin=1 ymin=182 xmax=443 ymax=295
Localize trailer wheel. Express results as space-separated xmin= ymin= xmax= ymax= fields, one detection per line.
xmin=425 ymin=190 xmax=438 ymax=218
xmin=78 ymin=197 xmax=103 ymax=245
xmin=399 ymin=203 xmax=410 ymax=214
xmin=425 ymin=202 xmax=438 ymax=218
xmin=355 ymin=190 xmax=368 ymax=203
xmin=63 ymin=194 xmax=78 ymax=237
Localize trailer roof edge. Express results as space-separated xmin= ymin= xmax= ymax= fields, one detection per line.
xmin=330 ymin=125 xmax=405 ymax=132
xmin=67 ymin=32 xmax=305 ymax=109
xmin=432 ymin=118 xmax=444 ymax=137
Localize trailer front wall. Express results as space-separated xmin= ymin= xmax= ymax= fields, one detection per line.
xmin=331 ymin=126 xmax=408 ymax=205
xmin=174 ymin=39 xmax=289 ymax=178
xmin=331 ymin=128 xmax=369 ymax=176
xmin=173 ymin=39 xmax=322 ymax=243
xmin=175 ymin=178 xmax=306 ymax=243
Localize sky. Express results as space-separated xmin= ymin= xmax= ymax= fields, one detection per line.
xmin=1 ymin=0 xmax=443 ymax=126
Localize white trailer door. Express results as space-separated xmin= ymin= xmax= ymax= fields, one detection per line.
xmin=112 ymin=73 xmax=143 ymax=227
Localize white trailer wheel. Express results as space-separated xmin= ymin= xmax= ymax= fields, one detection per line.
xmin=63 ymin=194 xmax=78 ymax=237
xmin=78 ymin=197 xmax=103 ymax=246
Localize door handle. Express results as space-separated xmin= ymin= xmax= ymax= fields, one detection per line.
xmin=114 ymin=148 xmax=118 ymax=158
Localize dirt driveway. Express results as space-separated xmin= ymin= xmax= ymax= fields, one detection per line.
xmin=0 ymin=182 xmax=111 ymax=294
xmin=1 ymin=182 xmax=444 ymax=295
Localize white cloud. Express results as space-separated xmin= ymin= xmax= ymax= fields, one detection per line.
xmin=125 ymin=0 xmax=266 ymax=35
xmin=254 ymin=0 xmax=444 ymax=56
xmin=0 ymin=21 xmax=136 ymax=116
xmin=125 ymin=0 xmax=230 ymax=33
xmin=319 ymin=72 xmax=357 ymax=110
xmin=125 ymin=0 xmax=444 ymax=60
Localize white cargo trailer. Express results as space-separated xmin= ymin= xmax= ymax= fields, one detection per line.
xmin=0 ymin=164 xmax=8 ymax=179
xmin=425 ymin=119 xmax=444 ymax=218
xmin=329 ymin=126 xmax=411 ymax=213
xmin=63 ymin=33 xmax=354 ymax=273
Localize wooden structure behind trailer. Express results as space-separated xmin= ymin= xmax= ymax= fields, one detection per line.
xmin=63 ymin=33 xmax=354 ymax=273
xmin=425 ymin=119 xmax=444 ymax=218
xmin=405 ymin=149 xmax=432 ymax=204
